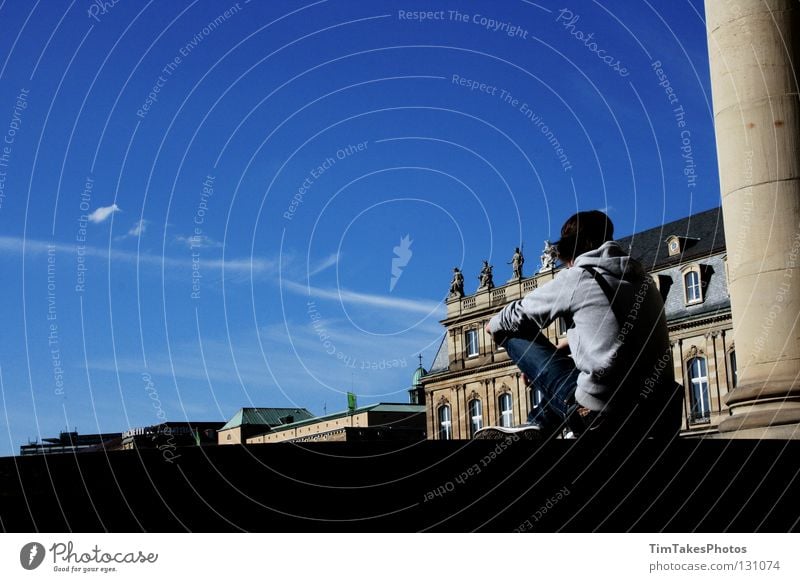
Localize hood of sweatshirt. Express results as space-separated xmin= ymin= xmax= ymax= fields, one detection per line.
xmin=572 ymin=240 xmax=645 ymax=280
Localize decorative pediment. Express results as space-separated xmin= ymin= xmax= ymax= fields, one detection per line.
xmin=687 ymin=345 xmax=705 ymax=358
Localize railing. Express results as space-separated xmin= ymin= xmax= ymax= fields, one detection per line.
xmin=491 ymin=288 xmax=506 ymax=305
xmin=458 ymin=276 xmax=540 ymax=311
xmin=522 ymin=278 xmax=537 ymax=293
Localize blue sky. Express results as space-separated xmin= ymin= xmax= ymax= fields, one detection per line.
xmin=0 ymin=0 xmax=719 ymax=455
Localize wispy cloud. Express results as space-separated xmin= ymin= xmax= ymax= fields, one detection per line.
xmin=282 ymin=279 xmax=443 ymax=316
xmin=88 ymin=204 xmax=121 ymax=223
xmin=308 ymin=252 xmax=340 ymax=277
xmin=174 ymin=234 xmax=223 ymax=249
xmin=0 ymin=235 xmax=275 ymax=275
xmin=114 ymin=219 xmax=149 ymax=241
xmin=127 ymin=219 xmax=147 ymax=237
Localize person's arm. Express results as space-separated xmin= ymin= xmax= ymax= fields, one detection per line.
xmin=487 ymin=269 xmax=578 ymax=339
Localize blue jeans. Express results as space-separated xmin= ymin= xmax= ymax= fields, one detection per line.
xmin=504 ymin=334 xmax=581 ymax=435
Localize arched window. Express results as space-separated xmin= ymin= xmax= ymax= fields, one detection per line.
xmin=498 ymin=393 xmax=513 ymax=428
xmin=688 ymin=357 xmax=711 ymax=423
xmin=438 ymin=405 xmax=452 ymax=440
xmin=684 ymin=270 xmax=702 ymax=303
xmin=468 ymin=399 xmax=483 ymax=437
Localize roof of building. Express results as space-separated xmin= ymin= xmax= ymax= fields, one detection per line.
xmin=617 ymin=206 xmax=725 ymax=271
xmin=250 ymin=403 xmax=426 ymax=437
xmin=429 ymin=335 xmax=449 ymax=375
xmin=220 ymin=407 xmax=314 ymax=431
xmin=41 ymin=431 xmax=122 ymax=445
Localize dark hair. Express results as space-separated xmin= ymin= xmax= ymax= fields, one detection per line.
xmin=554 ymin=210 xmax=614 ymax=262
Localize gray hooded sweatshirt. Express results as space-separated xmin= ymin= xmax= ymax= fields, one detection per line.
xmin=488 ymin=241 xmax=674 ymax=412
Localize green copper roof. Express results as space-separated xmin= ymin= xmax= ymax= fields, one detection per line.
xmin=412 ymin=366 xmax=427 ymax=386
xmin=221 ymin=407 xmax=314 ymax=431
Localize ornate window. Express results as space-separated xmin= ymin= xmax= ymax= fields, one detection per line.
xmin=498 ymin=393 xmax=513 ymax=427
xmin=438 ymin=405 xmax=452 ymax=440
xmin=687 ymin=357 xmax=711 ymax=423
xmin=465 ymin=328 xmax=480 ymax=358
xmin=683 ymin=267 xmax=703 ymax=304
xmin=468 ymin=399 xmax=483 ymax=436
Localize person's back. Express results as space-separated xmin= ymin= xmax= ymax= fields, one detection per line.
xmin=568 ymin=242 xmax=675 ymax=415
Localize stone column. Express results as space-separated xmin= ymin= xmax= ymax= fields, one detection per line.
xmin=705 ymin=0 xmax=800 ymax=435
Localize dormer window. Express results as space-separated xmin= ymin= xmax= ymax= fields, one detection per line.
xmin=681 ymin=264 xmax=705 ymax=305
xmin=685 ymin=271 xmax=701 ymax=301
xmin=665 ymin=235 xmax=700 ymax=257
xmin=666 ymin=235 xmax=681 ymax=256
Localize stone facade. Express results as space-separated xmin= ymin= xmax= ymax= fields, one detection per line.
xmin=247 ymin=404 xmax=426 ymax=444
xmin=422 ymin=208 xmax=736 ymax=439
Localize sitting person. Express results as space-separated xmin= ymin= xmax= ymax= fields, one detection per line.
xmin=476 ymin=210 xmax=681 ymax=441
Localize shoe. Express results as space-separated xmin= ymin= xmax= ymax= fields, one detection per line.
xmin=473 ymin=424 xmax=543 ymax=440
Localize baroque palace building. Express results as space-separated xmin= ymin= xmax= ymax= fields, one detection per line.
xmin=421 ymin=206 xmax=735 ymax=439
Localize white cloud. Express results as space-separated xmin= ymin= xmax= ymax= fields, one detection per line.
xmin=88 ymin=204 xmax=121 ymax=223
xmin=282 ymin=279 xmax=444 ymax=317
xmin=115 ymin=219 xmax=149 ymax=241
xmin=128 ymin=219 xmax=147 ymax=237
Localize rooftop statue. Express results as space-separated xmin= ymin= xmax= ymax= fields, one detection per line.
xmin=448 ymin=267 xmax=464 ymax=299
xmin=508 ymin=246 xmax=524 ymax=280
xmin=539 ymin=240 xmax=558 ymax=273
xmin=478 ymin=260 xmax=494 ymax=290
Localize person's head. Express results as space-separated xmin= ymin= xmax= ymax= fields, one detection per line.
xmin=554 ymin=210 xmax=614 ymax=265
